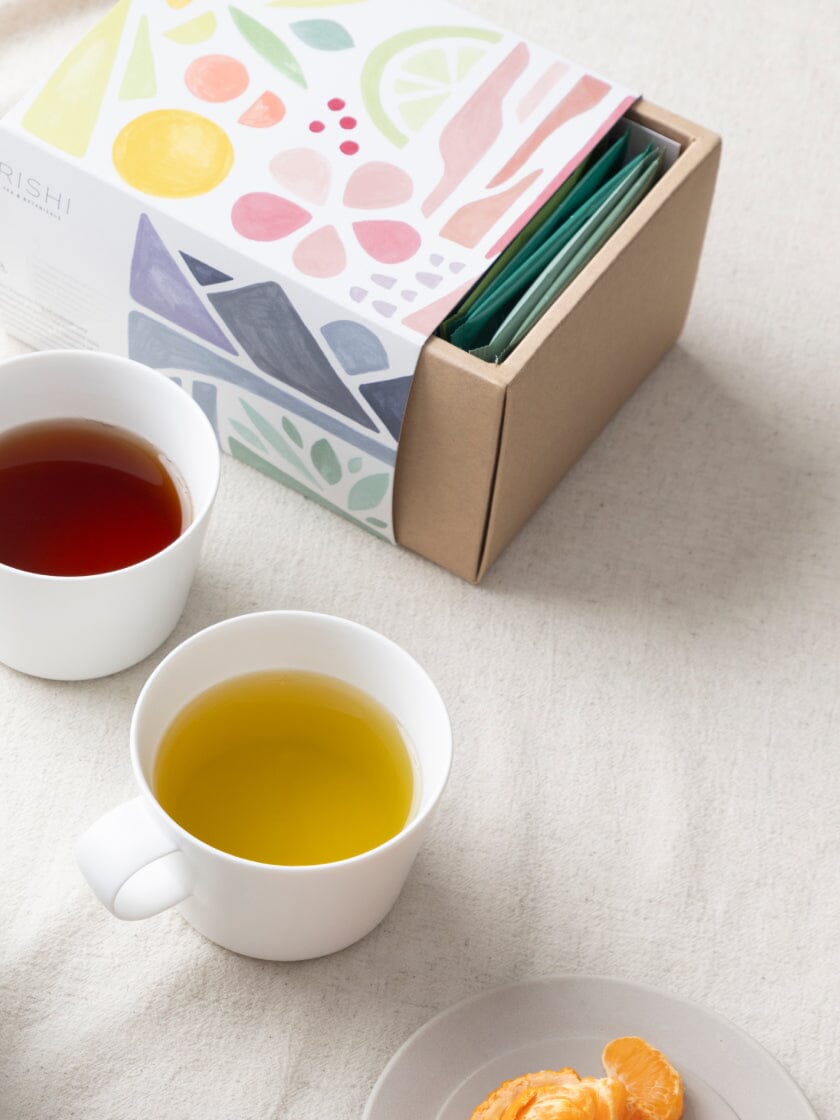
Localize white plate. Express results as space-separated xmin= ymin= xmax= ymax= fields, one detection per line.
xmin=364 ymin=975 xmax=817 ymax=1120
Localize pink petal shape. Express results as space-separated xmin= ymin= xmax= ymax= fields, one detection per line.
xmin=292 ymin=224 xmax=346 ymax=278
xmin=353 ymin=220 xmax=421 ymax=265
xmin=350 ymin=287 xmax=367 ymax=302
xmin=270 ymin=147 xmax=331 ymax=205
xmin=239 ymin=91 xmax=285 ymax=127
xmin=343 ymin=161 xmax=413 ymax=209
xmin=231 ymin=192 xmax=310 ymax=241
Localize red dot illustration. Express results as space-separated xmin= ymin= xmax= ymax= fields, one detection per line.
xmin=340 ymin=140 xmax=359 ymax=155
xmin=328 ymin=98 xmax=346 ymax=111
xmin=309 ymin=120 xmax=325 ymax=133
xmin=339 ymin=116 xmax=357 ymax=130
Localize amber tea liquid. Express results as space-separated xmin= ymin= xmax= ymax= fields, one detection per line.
xmin=0 ymin=418 xmax=186 ymax=576
xmin=153 ymin=670 xmax=415 ymax=865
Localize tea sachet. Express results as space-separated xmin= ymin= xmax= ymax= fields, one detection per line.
xmin=439 ymin=133 xmax=628 ymax=345
xmin=441 ymin=135 xmax=663 ymax=362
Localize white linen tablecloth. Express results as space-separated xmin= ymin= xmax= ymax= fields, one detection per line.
xmin=1 ymin=1 xmax=838 ymax=1117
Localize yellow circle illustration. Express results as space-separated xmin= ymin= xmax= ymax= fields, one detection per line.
xmin=113 ymin=110 xmax=234 ymax=198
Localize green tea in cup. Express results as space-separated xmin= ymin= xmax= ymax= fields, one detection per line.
xmin=153 ymin=670 xmax=415 ymax=865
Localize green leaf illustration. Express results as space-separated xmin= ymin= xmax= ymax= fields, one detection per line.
xmin=229 ymin=6 xmax=307 ymax=87
xmin=229 ymin=419 xmax=267 ymax=453
xmin=281 ymin=416 xmax=303 ymax=447
xmin=348 ymin=473 xmax=389 ymax=511
xmin=310 ymin=438 xmax=342 ymax=484
xmin=348 ymin=456 xmax=363 ymax=473
xmin=239 ymin=399 xmax=322 ymax=488
xmin=290 ymin=19 xmax=354 ymax=50
xmin=230 ymin=438 xmax=389 ymax=541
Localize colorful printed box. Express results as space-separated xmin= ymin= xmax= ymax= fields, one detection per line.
xmin=0 ymin=1 xmax=719 ymax=579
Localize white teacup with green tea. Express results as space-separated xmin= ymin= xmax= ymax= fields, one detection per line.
xmin=77 ymin=611 xmax=452 ymax=960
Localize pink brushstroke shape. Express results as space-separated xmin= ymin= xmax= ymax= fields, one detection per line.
xmin=440 ymin=169 xmax=541 ymax=249
xmin=402 ymin=279 xmax=476 ymax=336
xmin=421 ymin=42 xmax=530 ymax=219
xmin=485 ymin=92 xmax=637 ymax=257
xmin=516 ymin=60 xmax=569 ymax=121
xmin=487 ymin=74 xmax=611 ymax=189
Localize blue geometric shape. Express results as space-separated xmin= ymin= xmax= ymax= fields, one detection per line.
xmin=320 ymin=320 xmax=389 ymax=376
xmin=180 ymin=252 xmax=233 ymax=287
xmin=208 ymin=283 xmax=376 ymax=430
xmin=359 ymin=376 xmax=413 ymax=441
xmin=128 ymin=312 xmax=395 ymax=465
xmin=130 ymin=215 xmax=237 ymax=355
xmin=191 ymin=380 xmax=219 ymax=437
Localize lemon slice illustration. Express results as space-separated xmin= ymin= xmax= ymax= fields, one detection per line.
xmin=362 ymin=26 xmax=502 ymax=148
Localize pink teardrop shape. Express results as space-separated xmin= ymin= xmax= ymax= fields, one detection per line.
xmin=353 ymin=220 xmax=421 ymax=265
xmin=239 ymin=91 xmax=285 ymax=128
xmin=343 ymin=162 xmax=413 ymax=209
xmin=231 ymin=193 xmax=311 ymax=241
xmin=292 ymin=225 xmax=347 ymax=278
xmin=270 ymin=147 xmax=331 ymax=205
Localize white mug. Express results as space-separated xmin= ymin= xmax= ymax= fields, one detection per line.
xmin=0 ymin=349 xmax=220 ymax=680
xmin=76 ymin=611 xmax=452 ymax=961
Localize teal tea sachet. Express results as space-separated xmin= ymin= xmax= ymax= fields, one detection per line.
xmin=441 ymin=135 xmax=663 ymax=362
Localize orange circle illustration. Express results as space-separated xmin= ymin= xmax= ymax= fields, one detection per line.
xmin=185 ymin=55 xmax=250 ymax=103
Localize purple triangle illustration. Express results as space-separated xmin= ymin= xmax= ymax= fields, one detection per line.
xmin=180 ymin=252 xmax=233 ymax=287
xmin=130 ymin=215 xmax=237 ymax=354
xmin=209 ymin=283 xmax=376 ymax=430
xmin=359 ymin=376 xmax=413 ymax=441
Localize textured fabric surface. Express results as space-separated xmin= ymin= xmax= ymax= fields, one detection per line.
xmin=1 ymin=2 xmax=838 ymax=1118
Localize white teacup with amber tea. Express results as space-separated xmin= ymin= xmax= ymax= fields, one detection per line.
xmin=0 ymin=349 xmax=219 ymax=679
xmin=76 ymin=611 xmax=452 ymax=960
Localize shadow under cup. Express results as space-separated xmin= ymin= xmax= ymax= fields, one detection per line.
xmin=0 ymin=350 xmax=219 ymax=680
xmin=124 ymin=612 xmax=453 ymax=960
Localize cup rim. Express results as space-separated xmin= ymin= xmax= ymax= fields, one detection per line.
xmin=0 ymin=348 xmax=221 ymax=584
xmin=129 ymin=610 xmax=454 ymax=873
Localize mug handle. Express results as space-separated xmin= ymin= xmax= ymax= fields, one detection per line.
xmin=76 ymin=797 xmax=193 ymax=921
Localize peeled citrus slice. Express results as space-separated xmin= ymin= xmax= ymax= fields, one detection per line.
xmin=469 ymin=1069 xmax=581 ymax=1120
xmin=500 ymin=1076 xmax=627 ymax=1120
xmin=361 ymin=26 xmax=502 ymax=148
xmin=601 ymin=1037 xmax=684 ymax=1120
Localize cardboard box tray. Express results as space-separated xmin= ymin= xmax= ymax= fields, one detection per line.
xmin=396 ymin=100 xmax=720 ymax=581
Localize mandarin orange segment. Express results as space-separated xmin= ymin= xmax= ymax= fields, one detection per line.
xmin=580 ymin=1077 xmax=628 ymax=1119
xmin=601 ymin=1037 xmax=684 ymax=1120
xmin=500 ymin=1076 xmax=627 ymax=1120
xmin=469 ymin=1069 xmax=581 ymax=1120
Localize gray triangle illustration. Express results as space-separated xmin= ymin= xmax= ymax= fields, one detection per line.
xmin=180 ymin=252 xmax=233 ymax=287
xmin=208 ymin=283 xmax=375 ymax=430
xmin=359 ymin=377 xmax=413 ymax=441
